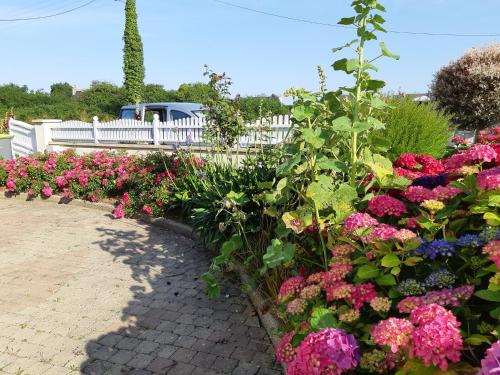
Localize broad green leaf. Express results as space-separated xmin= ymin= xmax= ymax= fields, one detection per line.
xmin=352 ymin=121 xmax=371 ymax=133
xmin=316 ymin=157 xmax=347 ymax=172
xmin=475 ymin=289 xmax=500 ymax=302
xmin=331 ymin=116 xmax=352 ymax=132
xmin=484 ymin=212 xmax=500 ymax=226
xmin=276 ymin=177 xmax=288 ymax=192
xmin=333 ymin=58 xmax=358 ymax=73
xmin=311 ymin=307 xmax=337 ymax=330
xmin=202 ymin=272 xmax=220 ymax=299
xmin=282 ymin=211 xmax=306 ymax=234
xmin=302 ymin=128 xmax=325 ymax=149
xmin=381 ymin=254 xmax=400 ymax=268
xmin=338 ymin=16 xmax=355 ymax=25
xmin=370 ymin=96 xmax=387 ymax=109
xmin=391 ymin=266 xmax=401 ymax=275
xmin=465 ymin=334 xmax=491 ymax=346
xmin=331 ymin=183 xmax=358 ymax=221
xmin=376 ymin=274 xmax=397 ymax=286
xmin=379 ymin=42 xmax=400 ymax=60
xmin=403 ymin=256 xmax=423 ymax=267
xmin=357 ymin=263 xmax=380 ymax=279
xmin=306 ymin=175 xmax=336 ymax=209
xmin=366 ymin=80 xmax=386 ymax=91
xmin=490 ymin=306 xmax=500 ymax=320
xmin=277 ymin=154 xmax=301 ymax=176
xmin=291 ymin=333 xmax=307 ymax=347
xmin=292 ymin=105 xmax=314 ymax=121
xmin=263 ymin=239 xmax=296 ymax=268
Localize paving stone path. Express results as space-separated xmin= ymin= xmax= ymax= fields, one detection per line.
xmin=0 ymin=199 xmax=281 ymax=375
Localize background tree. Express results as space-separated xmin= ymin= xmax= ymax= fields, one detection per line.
xmin=431 ymin=43 xmax=500 ymax=130
xmin=50 ymin=82 xmax=73 ymax=98
xmin=123 ymin=0 xmax=145 ymax=105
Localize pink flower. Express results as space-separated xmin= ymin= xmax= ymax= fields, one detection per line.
xmin=325 ymin=281 xmax=353 ymax=302
xmin=287 ymin=328 xmax=360 ymax=375
xmin=41 ymin=183 xmax=53 ymax=197
xmin=468 ymin=144 xmax=497 ymax=163
xmin=331 ymin=244 xmax=356 ymax=258
xmin=5 ymin=178 xmax=16 ymax=192
xmin=279 ymin=276 xmax=305 ymax=301
xmin=325 ymin=262 xmax=353 ymax=283
xmin=371 ymin=318 xmax=413 ymax=353
xmin=286 ymin=298 xmax=307 ymax=315
xmin=113 ymin=204 xmax=125 ymax=219
xmin=432 ymin=185 xmax=462 ymax=201
xmin=452 ymin=136 xmax=466 ymax=144
xmin=367 ymin=224 xmax=399 ymax=242
xmin=102 ymin=178 xmax=108 ymax=186
xmin=276 ymin=332 xmax=296 ymax=365
xmin=403 ymin=186 xmax=436 ymax=202
xmin=478 ymin=341 xmax=500 ymax=375
xmin=477 ymin=166 xmax=500 ymax=191
xmin=54 ymin=176 xmax=67 ymax=188
xmin=483 ymin=240 xmax=500 ymax=269
xmin=368 ymin=195 xmax=408 ymax=217
xmin=410 ymin=305 xmax=462 ymax=371
xmin=142 ymin=205 xmax=153 ymax=215
xmin=397 ymin=296 xmax=423 ymax=313
xmin=394 ymin=153 xmax=419 ymax=170
xmin=394 ymin=229 xmax=417 ymax=242
xmin=347 ymin=283 xmax=377 ymax=309
xmin=343 ymin=213 xmax=378 ymax=235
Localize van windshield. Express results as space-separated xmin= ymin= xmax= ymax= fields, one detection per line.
xmin=121 ymin=109 xmax=137 ymax=120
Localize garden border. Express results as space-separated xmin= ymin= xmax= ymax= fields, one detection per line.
xmin=0 ymin=191 xmax=282 ymax=349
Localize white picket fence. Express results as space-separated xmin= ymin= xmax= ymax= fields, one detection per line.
xmin=51 ymin=115 xmax=292 ymax=146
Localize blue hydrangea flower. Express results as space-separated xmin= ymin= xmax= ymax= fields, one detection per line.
xmin=397 ymin=279 xmax=426 ymax=296
xmin=424 ymin=269 xmax=457 ymax=289
xmin=479 ymin=228 xmax=500 ymax=243
xmin=415 ymin=239 xmax=456 ymax=260
xmin=456 ymin=234 xmax=483 ymax=248
xmin=411 ymin=174 xmax=448 ymax=189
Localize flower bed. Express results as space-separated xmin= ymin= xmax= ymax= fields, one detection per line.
xmin=274 ymin=135 xmax=500 ymax=374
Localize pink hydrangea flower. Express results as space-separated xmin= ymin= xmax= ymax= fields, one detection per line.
xmin=410 ymin=305 xmax=462 ymax=370
xmin=403 ymin=186 xmax=436 ymax=203
xmin=477 ymin=166 xmax=500 ymax=191
xmin=287 ymin=328 xmax=360 ymax=375
xmin=371 ymin=318 xmax=414 ymax=353
xmin=41 ymin=183 xmax=53 ymax=197
xmin=142 ymin=205 xmax=153 ymax=215
xmin=325 ymin=262 xmax=353 ymax=283
xmin=113 ymin=204 xmax=125 ymax=219
xmin=432 ymin=186 xmax=463 ymax=201
xmin=347 ymin=283 xmax=377 ymax=310
xmin=468 ymin=144 xmax=497 ymax=163
xmin=343 ymin=213 xmax=378 ymax=235
xmin=366 ymin=224 xmax=399 ymax=242
xmin=331 ymin=244 xmax=356 ymax=258
xmin=325 ymin=281 xmax=353 ymax=302
xmin=368 ymin=195 xmax=408 ymax=217
xmin=394 ymin=229 xmax=417 ymax=242
xmin=394 ymin=153 xmax=419 ymax=170
xmin=299 ymin=285 xmax=321 ymax=299
xmin=276 ymin=332 xmax=296 ymax=365
xmin=286 ymin=298 xmax=307 ymax=315
xmin=483 ymin=240 xmax=500 ymax=269
xmin=279 ymin=276 xmax=305 ymax=301
xmin=478 ymin=341 xmax=500 ymax=375
xmin=397 ymin=296 xmax=423 ymax=313
xmin=54 ymin=176 xmax=68 ymax=188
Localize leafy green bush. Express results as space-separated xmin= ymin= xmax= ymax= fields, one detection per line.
xmin=377 ymin=98 xmax=452 ymax=160
xmin=430 ymin=43 xmax=500 ymax=129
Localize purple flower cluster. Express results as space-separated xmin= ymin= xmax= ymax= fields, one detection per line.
xmin=424 ymin=269 xmax=457 ymax=289
xmin=456 ymin=234 xmax=483 ymax=248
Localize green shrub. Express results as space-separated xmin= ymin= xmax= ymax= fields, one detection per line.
xmin=377 ymin=97 xmax=452 ymax=160
xmin=430 ymin=43 xmax=500 ymax=129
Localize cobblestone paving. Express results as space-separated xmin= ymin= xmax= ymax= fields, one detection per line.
xmin=0 ymin=200 xmax=281 ymax=375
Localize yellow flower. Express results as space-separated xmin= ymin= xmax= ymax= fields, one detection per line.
xmin=420 ymin=199 xmax=445 ymax=213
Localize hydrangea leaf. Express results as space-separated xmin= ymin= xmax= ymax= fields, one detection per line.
xmin=263 ymin=239 xmax=296 ymax=268
xmin=475 ymin=289 xmax=500 ymax=302
xmin=381 ymin=254 xmax=400 ymax=268
xmin=376 ymin=274 xmax=397 ymax=286
xmin=310 ymin=307 xmax=337 ymax=330
xmin=356 ymin=263 xmax=380 ymax=279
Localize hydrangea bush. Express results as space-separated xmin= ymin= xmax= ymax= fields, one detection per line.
xmin=275 ymin=139 xmax=500 ymax=373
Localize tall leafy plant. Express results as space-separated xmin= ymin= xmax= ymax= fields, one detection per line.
xmin=262 ymin=0 xmax=405 ymax=273
xmin=123 ymin=0 xmax=145 ymax=105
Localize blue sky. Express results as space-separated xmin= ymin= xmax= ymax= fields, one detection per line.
xmin=0 ymin=0 xmax=498 ymax=97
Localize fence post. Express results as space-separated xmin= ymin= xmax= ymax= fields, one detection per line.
xmin=152 ymin=114 xmax=160 ymax=145
xmin=31 ymin=119 xmax=61 ymax=153
xmin=92 ymin=116 xmax=99 ymax=144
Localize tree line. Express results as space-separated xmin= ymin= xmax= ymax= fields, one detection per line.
xmin=0 ymin=81 xmax=290 ymax=123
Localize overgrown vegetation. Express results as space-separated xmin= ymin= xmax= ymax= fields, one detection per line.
xmin=431 ymin=43 xmax=500 ymax=130
xmin=377 ymin=97 xmax=452 ymax=160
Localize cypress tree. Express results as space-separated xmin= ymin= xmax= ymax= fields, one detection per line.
xmin=123 ymin=0 xmax=145 ymax=105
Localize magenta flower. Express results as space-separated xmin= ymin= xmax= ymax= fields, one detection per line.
xmin=41 ymin=183 xmax=53 ymax=197
xmin=279 ymin=276 xmax=305 ymax=301
xmin=403 ymin=186 xmax=436 ymax=203
xmin=478 ymin=341 xmax=500 ymax=375
xmin=477 ymin=166 xmax=500 ymax=191
xmin=287 ymin=328 xmax=360 ymax=375
xmin=483 ymin=240 xmax=500 ymax=269
xmin=113 ymin=204 xmax=125 ymax=219
xmin=276 ymin=332 xmax=296 ymax=365
xmin=366 ymin=224 xmax=399 ymax=242
xmin=368 ymin=194 xmax=408 ymax=217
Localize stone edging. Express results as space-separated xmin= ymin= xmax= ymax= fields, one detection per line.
xmin=0 ymin=191 xmax=282 ymax=349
